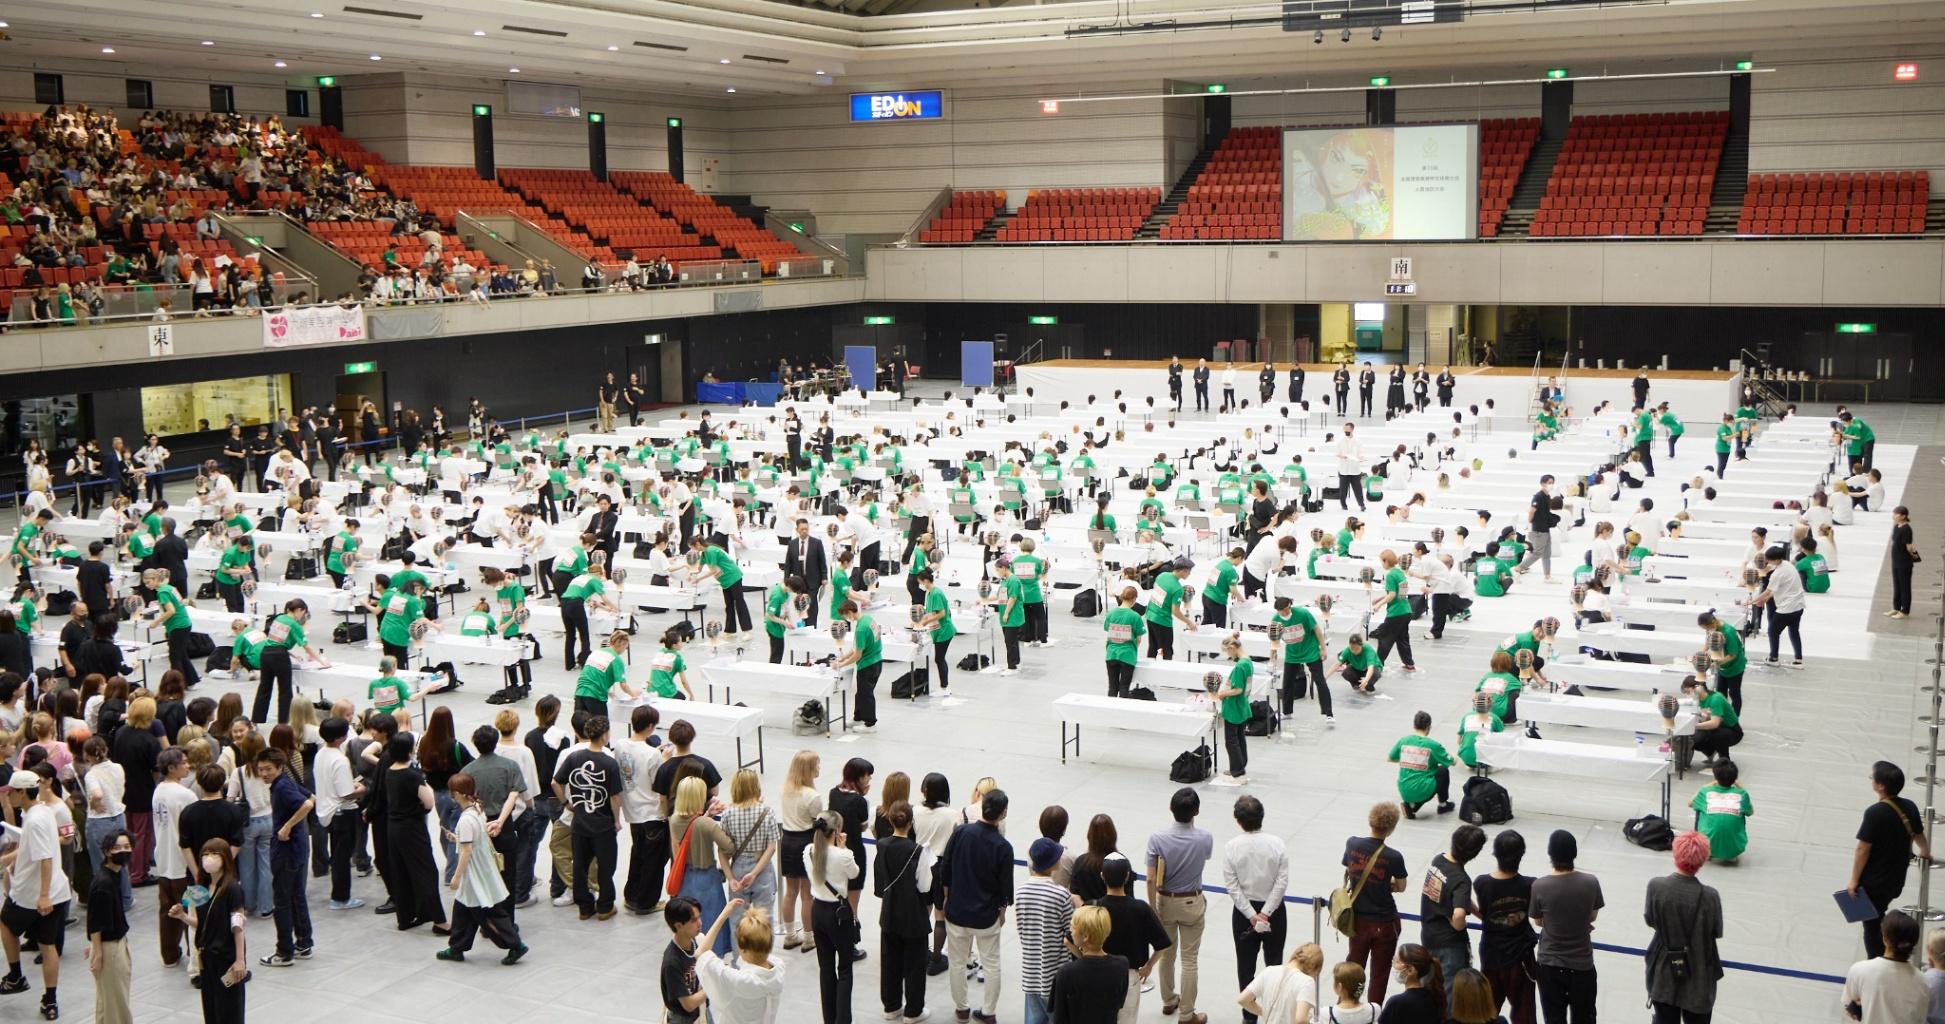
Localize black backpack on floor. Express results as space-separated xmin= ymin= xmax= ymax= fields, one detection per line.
xmin=1459 ymin=776 xmax=1514 ymax=825
xmin=957 ymin=653 xmax=991 ymax=672
xmin=1625 ymin=814 xmax=1675 ymax=851
xmin=889 ymin=670 xmax=927 ymax=700
xmin=1243 ymin=700 xmax=1279 ymax=737
xmin=1071 ymin=589 xmax=1100 ymax=618
xmin=1128 ymin=686 xmax=1157 ymax=701
xmin=1169 ymin=744 xmax=1214 ymax=784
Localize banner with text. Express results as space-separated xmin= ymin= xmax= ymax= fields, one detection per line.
xmin=1282 ymin=123 xmax=1477 ymax=241
xmin=262 ymin=304 xmax=368 ymax=348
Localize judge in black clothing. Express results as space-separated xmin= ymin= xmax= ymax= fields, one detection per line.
xmin=248 ymin=427 xmax=277 ymax=489
xmin=1257 ymin=364 xmax=1276 ymax=405
xmin=321 ymin=410 xmax=347 ymax=481
xmin=1849 ymin=760 xmax=1932 ymax=959
xmin=1436 ymin=367 xmax=1456 ymax=407
xmin=783 ymin=519 xmax=830 ymax=625
xmin=1333 ymin=364 xmax=1352 ymax=416
xmin=56 ymin=602 xmax=90 ymax=679
xmin=1632 ymin=371 xmax=1650 ymax=409
xmin=588 ymin=496 xmax=621 ymax=564
xmin=1192 ymin=360 xmax=1211 ymax=412
xmin=77 ymin=541 xmax=114 ymax=617
xmin=625 ymin=373 xmax=648 ymax=426
xmin=153 ymin=517 xmax=190 ymax=595
xmin=222 ymin=425 xmax=249 ymax=485
xmin=1411 ymin=365 xmax=1431 ymax=412
xmin=1358 ymin=363 xmax=1377 ymax=417
xmin=1167 ymin=357 xmax=1184 ymax=412
xmin=784 ymin=409 xmax=805 ymax=469
xmin=1287 ymin=363 xmax=1304 ymax=405
xmin=102 ymin=438 xmax=130 ymax=501
xmin=1386 ymin=365 xmax=1406 ymax=415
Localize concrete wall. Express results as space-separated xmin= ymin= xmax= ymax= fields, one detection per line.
xmin=1751 ymin=49 xmax=1945 ymax=180
xmin=867 ymin=238 xmax=1945 ymax=307
xmin=0 ymin=56 xmax=317 ymax=125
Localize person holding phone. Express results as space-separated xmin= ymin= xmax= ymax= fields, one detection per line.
xmin=171 ymin=839 xmax=249 ymax=1024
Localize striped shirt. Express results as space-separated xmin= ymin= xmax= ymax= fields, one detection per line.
xmin=1016 ymin=876 xmax=1075 ymax=996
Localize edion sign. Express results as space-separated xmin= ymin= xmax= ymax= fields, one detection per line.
xmin=849 ymin=90 xmax=944 ymax=122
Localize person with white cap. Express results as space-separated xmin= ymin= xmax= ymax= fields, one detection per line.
xmin=0 ymin=765 xmax=73 ymax=1021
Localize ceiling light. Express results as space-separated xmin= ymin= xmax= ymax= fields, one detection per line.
xmin=508 ymin=67 xmax=520 ymax=73
xmin=201 ymin=40 xmax=214 ymax=46
xmin=0 ymin=22 xmax=10 ymax=28
xmin=720 ymin=58 xmax=731 ymax=64
xmin=726 ymin=87 xmax=736 ymax=93
xmin=274 ymin=61 xmax=287 ymax=68
xmin=1371 ymin=26 xmax=1381 ymax=40
xmin=815 ymin=69 xmax=825 ymax=75
xmin=607 ymin=45 xmax=619 ymax=51
xmin=369 ymin=54 xmax=382 ymax=60
xmin=310 ymin=10 xmax=323 ymax=16
xmin=101 ymin=47 xmax=115 ymax=54
xmin=1340 ymin=27 xmax=1351 ymax=42
xmin=473 ymin=29 xmax=486 ymax=36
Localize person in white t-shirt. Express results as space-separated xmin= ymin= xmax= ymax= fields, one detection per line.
xmin=698 ymin=897 xmax=786 ymax=1024
xmin=1 ymin=766 xmax=76 ymax=1017
xmin=609 ymin=704 xmax=669 ymax=917
xmin=1240 ymin=942 xmax=1322 ymax=1024
xmin=149 ymin=749 xmax=199 ymax=961
xmin=82 ymin=736 xmax=131 ymax=911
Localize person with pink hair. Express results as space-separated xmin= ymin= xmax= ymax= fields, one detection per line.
xmin=1643 ymin=831 xmax=1723 ymax=1023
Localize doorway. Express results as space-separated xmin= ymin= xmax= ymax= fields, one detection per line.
xmin=335 ymin=370 xmax=386 ymax=446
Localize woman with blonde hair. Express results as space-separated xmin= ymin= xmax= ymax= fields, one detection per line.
xmin=779 ymin=750 xmax=824 ymax=951
xmin=176 ymin=724 xmax=216 ymax=771
xmin=699 ymin=901 xmax=787 ymax=1023
xmin=807 ymin=809 xmax=860 ymax=1024
xmin=721 ymin=768 xmax=780 ymax=952
xmin=670 ymin=774 xmax=737 ymax=955
xmin=1239 ymin=942 xmax=1324 ymax=1024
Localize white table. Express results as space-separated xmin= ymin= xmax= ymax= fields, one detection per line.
xmin=47 ymin=517 xmax=119 ymax=542
xmin=1052 ymin=693 xmax=1220 ymax=766
xmin=699 ymin=658 xmax=850 ymax=733
xmin=422 ymin=633 xmax=528 ymax=668
xmin=609 ymin=693 xmax=766 ymax=771
xmin=1177 ymin=626 xmax=1272 ymax=662
xmin=1548 ymin=656 xmax=1693 ymax=695
xmin=1131 ymin=657 xmax=1264 ymax=694
xmin=1516 ymin=691 xmax=1696 ymax=737
xmin=1473 ymin=733 xmax=1673 ymax=816
xmin=1573 ymin=626 xmax=1707 ymax=662
xmin=1610 ymin=601 xmax=1727 ymax=632
xmin=31 ymin=633 xmax=163 ymax=682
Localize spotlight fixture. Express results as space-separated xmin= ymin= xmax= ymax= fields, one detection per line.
xmin=719 ymin=58 xmax=731 ymax=64
xmin=607 ymin=45 xmax=619 ymax=51
xmin=473 ymin=29 xmax=486 ymax=36
xmin=508 ymin=67 xmax=520 ymax=73
xmin=1340 ymin=27 xmax=1351 ymax=42
xmin=201 ymin=40 xmax=214 ymax=46
xmin=726 ymin=86 xmax=737 ymax=93
xmin=274 ymin=61 xmax=287 ymax=68
xmin=310 ymin=11 xmax=323 ymax=16
xmin=1313 ymin=30 xmax=1323 ymax=44
xmin=1371 ymin=26 xmax=1382 ymax=40
xmin=369 ymin=54 xmax=381 ymax=60
xmin=101 ymin=47 xmax=115 ymax=54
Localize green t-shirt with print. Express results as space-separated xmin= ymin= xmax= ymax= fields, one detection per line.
xmin=1690 ymin=783 xmax=1753 ymax=861
xmin=1273 ymin=608 xmax=1320 ymax=664
xmin=1103 ymin=607 xmax=1145 ymax=665
xmin=1013 ymin=554 xmax=1046 ymax=604
xmin=1144 ymin=573 xmax=1183 ymax=626
xmin=648 ymin=647 xmax=687 ymax=697
xmin=999 ymin=576 xmax=1026 ymax=628
xmin=926 ymin=586 xmax=956 ymax=643
xmin=1389 ymin=734 xmax=1453 ymax=805
xmin=1219 ymin=660 xmax=1253 ymax=724
xmin=1456 ymin=712 xmax=1504 ymax=768
xmin=574 ymin=647 xmax=629 ymax=701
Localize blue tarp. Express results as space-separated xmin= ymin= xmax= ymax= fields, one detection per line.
xmin=695 ymin=381 xmax=784 ymax=406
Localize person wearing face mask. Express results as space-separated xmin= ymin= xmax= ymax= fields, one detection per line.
xmin=1516 ymin=476 xmax=1559 ymax=583
xmin=87 ymin=829 xmax=135 ymax=1024
xmin=171 ymin=840 xmax=249 ymax=1023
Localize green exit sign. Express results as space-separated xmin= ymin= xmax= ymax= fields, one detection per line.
xmin=344 ymin=360 xmax=377 ymax=374
xmin=1735 ymin=60 xmax=1754 ymax=71
xmin=1027 ymin=315 xmax=1058 ymax=325
xmin=787 ymin=221 xmax=805 ymax=233
xmin=588 ymin=112 xmax=604 ymax=124
xmin=863 ymin=315 xmax=894 ymax=326
xmin=1544 ymin=67 xmax=1569 ymax=80
xmin=317 ymin=76 xmax=336 ymax=87
xmin=1369 ymin=75 xmax=1391 ymax=87
xmin=1836 ymin=322 xmax=1877 ymax=334
xmin=1204 ymin=84 xmax=1225 ymax=94
xmin=245 ymin=236 xmax=263 ymax=245
xmin=666 ymin=117 xmax=682 ymax=128
xmin=472 ymin=104 xmax=491 ymax=116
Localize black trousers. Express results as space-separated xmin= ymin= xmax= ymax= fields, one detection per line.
xmin=1202 ymin=596 xmax=1227 ymax=629
xmin=880 ymin=928 xmax=928 ymax=1018
xmin=1767 ymin=608 xmax=1802 ymax=660
xmin=1373 ymin=614 xmax=1415 ymax=669
xmin=1894 ymin=562 xmax=1914 ymax=614
xmin=1107 ymin=660 xmax=1135 ymax=698
xmin=383 ymin=640 xmax=410 ymax=670
xmin=1718 ymin=670 xmax=1744 ymax=715
xmin=1147 ymin=621 xmax=1173 ymax=660
xmin=326 ymin=811 xmax=358 ymax=903
xmin=1334 ymin=388 xmax=1349 ymax=415
xmin=1428 ymin=593 xmax=1453 ymax=639
xmin=561 ymin=598 xmax=590 ymax=669
xmin=1692 ymin=723 xmax=1743 ymax=759
xmin=254 ymin=647 xmax=292 ymax=724
xmin=1402 ymin=767 xmax=1452 ymax=815
xmin=571 ymin=827 xmax=618 ymax=914
xmin=1233 ymin=903 xmax=1288 ymax=1024
xmin=1651 ymin=1004 xmax=1710 ymax=1024
xmin=1223 ymin=720 xmax=1248 ymax=776
xmin=813 ymin=899 xmax=856 ymax=1024
xmin=856 ymin=663 xmax=882 ymax=727
xmin=1281 ymin=660 xmax=1328 ymax=716
xmin=1536 ymin=963 xmax=1597 ymax=1024
xmin=1194 ymin=384 xmax=1209 ymax=411
xmin=1358 ymin=388 xmax=1373 ymax=416
xmin=1634 ymin=439 xmax=1655 ymax=477
xmin=1242 ymin=571 xmax=1267 ymax=602
xmin=448 ymin=897 xmax=521 ymax=953
xmin=770 ymin=632 xmax=786 ymax=664
xmin=1000 ymin=626 xmax=1022 ymax=669
xmin=803 ymin=585 xmax=822 ymax=626
xmin=1024 ymin=601 xmax=1049 ymax=643
xmin=934 ymin=639 xmax=952 ymax=691
xmin=1862 ymin=888 xmax=1897 ymax=959
xmin=164 ymin=626 xmax=204 ymax=688
xmin=217 ymin=579 xmax=245 ymax=613
xmin=625 ymin=819 xmax=669 ymax=912
xmin=1337 ymin=473 xmax=1365 ymax=510
xmin=721 ymin=582 xmax=753 ymax=634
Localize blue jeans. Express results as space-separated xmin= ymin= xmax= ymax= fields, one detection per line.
xmin=518 ymin=797 xmax=559 ymax=902
xmin=1024 ymin=991 xmax=1052 ymax=1024
xmin=436 ymin=790 xmax=462 ymax=883
xmin=680 ymin=865 xmax=732 ymax=956
xmin=726 ymin=862 xmax=776 ymax=957
xmin=84 ymin=813 xmax=132 ymax=910
xmin=240 ymin=814 xmax=274 ymax=914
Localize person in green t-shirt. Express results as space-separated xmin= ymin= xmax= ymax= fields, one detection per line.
xmin=574 ymin=629 xmax=642 ymax=719
xmin=1215 ymin=635 xmax=1255 ymax=783
xmin=828 ymin=549 xmax=856 ymax=621
xmin=1370 ymin=549 xmax=1417 ymax=673
xmin=213 ymin=535 xmax=256 ymax=614
xmin=560 ymin=566 xmax=618 ymax=671
xmin=1306 ymin=534 xmax=1334 ymax=580
xmin=1329 ymin=633 xmax=1383 ymax=697
xmin=985 ymin=559 xmax=1026 ymax=674
xmin=1389 ymin=711 xmax=1456 ymax=817
xmin=1839 ymin=410 xmax=1876 ymax=472
xmin=1102 ymin=587 xmax=1147 ymax=698
xmin=477 ymin=566 xmax=534 ymax=704
xmin=763 ymin=575 xmax=806 ymax=666
xmin=258 ymin=599 xmax=328 ymax=725
xmin=1086 ymin=495 xmax=1118 ymax=538
xmin=1456 ymin=692 xmax=1505 ymax=769
xmin=1690 ymin=759 xmax=1753 ymax=863
xmin=368 ymin=656 xmax=423 ymax=715
xmin=1143 ymin=561 xmax=1197 ymax=660
xmin=1269 ymin=597 xmax=1328 ymax=721
xmin=915 ymin=570 xmax=956 ymax=693
xmin=1204 ymin=548 xmax=1245 ymax=629
xmin=1681 ymin=674 xmax=1743 ymax=763
xmin=226 ymin=618 xmax=267 ymax=678
xmin=833 ymin=599 xmax=885 ymax=730
xmin=325 ymin=519 xmax=361 ymax=589
xmin=1796 ymin=538 xmax=1831 ymax=594
xmin=689 ymin=537 xmax=751 ymax=636
xmin=647 ymin=626 xmax=696 ymax=701
xmin=1472 ymin=541 xmax=1513 ymax=598
xmin=1698 ymin=611 xmax=1747 ymax=714
xmin=1476 ymin=651 xmax=1522 ymax=724
xmin=143 ymin=568 xmax=201 ymax=687
xmin=370 ymin=578 xmax=430 ymax=669
xmin=1014 ymin=537 xmax=1052 ymax=646
xmin=1632 ymin=405 xmax=1657 ymax=478
xmin=1713 ymin=413 xmax=1735 ymax=478
xmin=458 ymin=598 xmax=497 ymax=637
xmin=1657 ymin=401 xmax=1685 ymax=459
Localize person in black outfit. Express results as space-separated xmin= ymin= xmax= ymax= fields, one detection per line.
xmin=77 ymin=542 xmax=113 ymax=617
xmin=625 ymin=373 xmax=648 ymax=427
xmin=784 ymin=410 xmax=804 ymax=470
xmin=1051 ymin=904 xmax=1129 ymax=1024
xmin=222 ymin=425 xmax=249 ymax=487
xmin=1437 ymin=367 xmax=1456 ymax=407
xmin=554 ymin=715 xmax=624 ymax=919
xmin=1358 ymin=363 xmax=1377 ymax=417
xmin=588 ymin=496 xmax=621 ymax=566
xmin=321 ymin=410 xmax=347 ymax=481
xmin=1632 ymin=371 xmax=1650 ymax=410
xmin=74 ymin=613 xmax=132 ymax=680
xmin=1192 ymin=360 xmax=1211 ymax=412
xmin=1411 ymin=365 xmax=1431 ymax=412
xmin=1093 ymin=856 xmax=1170 ymax=1018
xmin=1257 ymin=364 xmax=1276 ymax=406
xmin=0 ymin=609 xmax=30 ymax=680
xmin=88 ymin=828 xmax=135 ymax=1017
xmin=829 ymin=758 xmax=874 ymax=938
xmin=1167 ymin=358 xmax=1184 ymax=413
xmin=1386 ymin=365 xmax=1406 ymax=416
xmin=875 ymin=800 xmax=931 ymax=1021
xmin=56 ymin=603 xmax=91 ymax=680
xmin=1849 ymin=760 xmax=1932 ymax=959
xmin=1890 ymin=506 xmax=1917 ymax=617
xmin=248 ymin=427 xmax=277 ymax=487
xmin=784 ymin=520 xmax=829 ymax=626
xmin=1287 ymin=363 xmax=1304 ymax=405
xmin=359 ymin=406 xmax=382 ymax=466
xmin=152 ymin=518 xmax=190 ymax=596
xmin=1333 ymin=364 xmax=1352 ymax=416
xmin=383 ymin=733 xmax=449 ymax=932
xmin=176 ymin=840 xmax=248 ymax=1024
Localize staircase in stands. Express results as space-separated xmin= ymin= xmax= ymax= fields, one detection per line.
xmin=1705 ymin=121 xmax=1750 ymax=234
xmin=1497 ymin=137 xmax=1562 ymax=239
xmin=1136 ymin=151 xmax=1211 ymax=240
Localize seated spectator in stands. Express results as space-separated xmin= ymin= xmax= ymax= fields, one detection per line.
xmin=581 ymin=262 xmax=605 ymax=292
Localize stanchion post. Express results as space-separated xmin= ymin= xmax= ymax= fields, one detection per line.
xmin=1901 ymin=549 xmax=1945 ymax=922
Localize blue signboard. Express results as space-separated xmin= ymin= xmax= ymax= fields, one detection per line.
xmin=849 ymin=91 xmax=944 ymax=122
xmin=960 ymin=341 xmax=995 ymax=388
xmin=844 ymin=345 xmax=878 ymax=394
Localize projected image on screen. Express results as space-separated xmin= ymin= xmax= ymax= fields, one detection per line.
xmin=1283 ymin=124 xmax=1477 ymax=241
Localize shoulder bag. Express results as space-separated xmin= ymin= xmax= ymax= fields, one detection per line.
xmin=665 ymin=817 xmax=700 ymax=897
xmin=1327 ymin=841 xmax=1386 ymax=937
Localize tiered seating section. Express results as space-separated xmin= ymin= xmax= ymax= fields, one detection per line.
xmin=917 ymin=191 xmax=1004 ymax=243
xmin=362 ymin=164 xmax=618 ymax=269
xmin=610 ymin=171 xmax=806 ymax=272
xmin=1477 ymin=118 xmax=1540 ymax=237
xmin=1162 ymin=126 xmax=1280 ymax=240
xmin=1738 ymin=171 xmax=1929 ymax=235
xmin=501 ymin=169 xmax=724 ymax=265
xmin=1528 ymin=111 xmax=1725 ymax=237
xmin=304 ymin=222 xmax=491 ymax=275
xmin=995 ymin=187 xmax=1160 ymax=242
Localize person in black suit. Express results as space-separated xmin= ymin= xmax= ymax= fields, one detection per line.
xmin=625 ymin=373 xmax=647 ymax=427
xmin=222 ymin=424 xmax=249 ymax=486
xmin=1288 ymin=363 xmax=1304 ymax=405
xmin=1632 ymin=371 xmax=1650 ymax=410
xmin=1193 ymin=359 xmax=1211 ymax=412
xmin=1332 ymin=363 xmax=1351 ymax=416
xmin=1358 ymin=362 xmax=1377 ymax=417
xmin=1385 ymin=365 xmax=1406 ymax=415
xmin=103 ymin=437 xmax=130 ymax=501
xmin=321 ymin=409 xmax=347 ymax=481
xmin=359 ymin=403 xmax=382 ymax=465
xmin=1167 ymin=357 xmax=1184 ymax=412
xmin=784 ymin=409 xmax=804 ymax=470
xmin=152 ymin=517 xmax=190 ymax=595
xmin=1436 ymin=367 xmax=1456 ymax=407
xmin=1411 ymin=364 xmax=1431 ymax=412
xmin=1257 ymin=363 xmax=1276 ymax=406
xmin=76 ymin=541 xmax=113 ymax=617
xmin=588 ymin=496 xmax=621 ymax=565
xmin=783 ymin=518 xmax=829 ymax=625
xmin=248 ymin=426 xmax=276 ymax=488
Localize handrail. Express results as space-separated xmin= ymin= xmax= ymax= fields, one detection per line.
xmin=211 ymin=213 xmax=320 ymax=295
xmin=763 ymin=211 xmax=851 ymax=277
xmin=898 ymin=184 xmax=957 ymax=247
xmin=454 ymin=210 xmax=549 ymax=272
